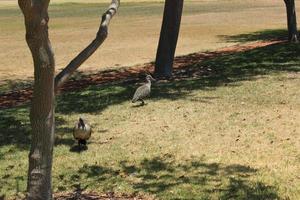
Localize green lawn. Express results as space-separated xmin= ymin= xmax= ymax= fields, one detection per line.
xmin=0 ymin=29 xmax=299 ymax=199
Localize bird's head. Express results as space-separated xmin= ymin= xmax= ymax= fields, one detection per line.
xmin=78 ymin=117 xmax=85 ymax=128
xmin=146 ymin=74 xmax=156 ymax=82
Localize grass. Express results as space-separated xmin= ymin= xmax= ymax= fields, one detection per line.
xmin=0 ymin=29 xmax=299 ymax=199
xmin=0 ymin=1 xmax=280 ymax=18
xmin=0 ymin=0 xmax=300 ymax=198
xmin=0 ymin=0 xmax=298 ymax=82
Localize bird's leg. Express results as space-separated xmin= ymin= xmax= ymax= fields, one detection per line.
xmin=77 ymin=140 xmax=81 ymax=150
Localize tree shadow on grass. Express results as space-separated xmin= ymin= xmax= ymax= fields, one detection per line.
xmin=0 ymin=79 xmax=33 ymax=95
xmin=218 ymin=29 xmax=288 ymax=43
xmin=0 ymin=107 xmax=30 ymax=151
xmin=62 ymin=155 xmax=279 ymax=199
xmin=56 ymin=39 xmax=299 ymax=114
xmin=0 ymin=29 xmax=299 ymax=151
xmin=0 ymin=108 xmax=75 ymax=152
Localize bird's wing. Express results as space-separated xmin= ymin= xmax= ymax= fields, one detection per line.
xmin=132 ymin=84 xmax=150 ymax=102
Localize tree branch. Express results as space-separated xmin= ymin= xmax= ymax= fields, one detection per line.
xmin=54 ymin=0 xmax=120 ymax=92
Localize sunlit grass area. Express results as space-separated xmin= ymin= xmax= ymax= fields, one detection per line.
xmin=0 ymin=0 xmax=298 ymax=82
xmin=1 ymin=36 xmax=299 ymax=199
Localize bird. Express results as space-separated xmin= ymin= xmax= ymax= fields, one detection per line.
xmin=73 ymin=117 xmax=92 ymax=148
xmin=132 ymin=74 xmax=156 ymax=105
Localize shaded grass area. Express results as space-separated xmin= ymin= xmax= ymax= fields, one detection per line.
xmin=56 ymin=41 xmax=299 ymax=114
xmin=219 ymin=29 xmax=289 ymax=43
xmin=0 ymin=30 xmax=299 ymax=198
xmin=54 ymin=155 xmax=278 ymax=200
xmin=0 ymin=80 xmax=32 ymax=95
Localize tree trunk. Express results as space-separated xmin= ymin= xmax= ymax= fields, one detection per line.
xmin=18 ymin=1 xmax=55 ymax=199
xmin=154 ymin=0 xmax=184 ymax=78
xmin=18 ymin=1 xmax=120 ymax=199
xmin=284 ymin=0 xmax=299 ymax=42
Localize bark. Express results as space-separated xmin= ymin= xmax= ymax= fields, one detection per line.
xmin=18 ymin=0 xmax=120 ymax=199
xmin=18 ymin=0 xmax=55 ymax=200
xmin=55 ymin=0 xmax=120 ymax=92
xmin=154 ymin=0 xmax=184 ymax=78
xmin=284 ymin=0 xmax=299 ymax=43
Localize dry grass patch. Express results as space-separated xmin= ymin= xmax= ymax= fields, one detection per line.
xmin=0 ymin=0 xmax=299 ymax=81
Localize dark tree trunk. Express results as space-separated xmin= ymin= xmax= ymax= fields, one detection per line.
xmin=18 ymin=0 xmax=55 ymax=200
xmin=154 ymin=0 xmax=184 ymax=78
xmin=284 ymin=0 xmax=299 ymax=43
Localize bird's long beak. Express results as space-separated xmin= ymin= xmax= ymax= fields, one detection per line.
xmin=79 ymin=117 xmax=85 ymax=126
xmin=151 ymin=76 xmax=156 ymax=82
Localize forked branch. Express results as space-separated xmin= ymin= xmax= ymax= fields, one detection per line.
xmin=54 ymin=0 xmax=120 ymax=92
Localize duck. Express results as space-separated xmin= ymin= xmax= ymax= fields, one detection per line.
xmin=73 ymin=117 xmax=92 ymax=147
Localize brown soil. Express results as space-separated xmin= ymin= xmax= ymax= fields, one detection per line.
xmin=0 ymin=40 xmax=283 ymax=109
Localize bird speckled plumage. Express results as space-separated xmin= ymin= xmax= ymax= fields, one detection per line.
xmin=73 ymin=117 xmax=92 ymax=147
xmin=132 ymin=75 xmax=155 ymax=105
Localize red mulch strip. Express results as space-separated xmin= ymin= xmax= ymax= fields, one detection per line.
xmin=0 ymin=41 xmax=283 ymax=109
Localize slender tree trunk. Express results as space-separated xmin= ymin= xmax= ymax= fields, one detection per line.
xmin=154 ymin=0 xmax=184 ymax=78
xmin=18 ymin=1 xmax=55 ymax=199
xmin=18 ymin=1 xmax=119 ymax=199
xmin=284 ymin=0 xmax=299 ymax=42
